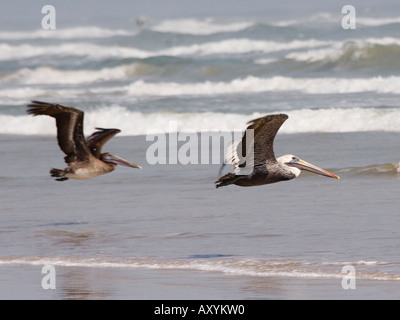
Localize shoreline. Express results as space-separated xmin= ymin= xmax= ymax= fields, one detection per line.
xmin=1 ymin=263 xmax=400 ymax=300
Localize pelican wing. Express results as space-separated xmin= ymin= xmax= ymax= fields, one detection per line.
xmin=224 ymin=138 xmax=245 ymax=174
xmin=27 ymin=101 xmax=91 ymax=164
xmin=238 ymin=114 xmax=288 ymax=169
xmin=86 ymin=128 xmax=121 ymax=158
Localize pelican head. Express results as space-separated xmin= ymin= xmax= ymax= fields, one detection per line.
xmin=278 ymin=155 xmax=340 ymax=179
xmin=101 ymin=153 xmax=142 ymax=169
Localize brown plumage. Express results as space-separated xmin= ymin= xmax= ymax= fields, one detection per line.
xmin=215 ymin=114 xmax=339 ymax=188
xmin=27 ymin=101 xmax=141 ymax=181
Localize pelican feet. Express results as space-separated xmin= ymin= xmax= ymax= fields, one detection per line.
xmin=50 ymin=168 xmax=69 ymax=181
xmin=215 ymin=173 xmax=238 ymax=188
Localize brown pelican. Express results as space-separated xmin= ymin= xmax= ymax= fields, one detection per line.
xmin=27 ymin=101 xmax=141 ymax=181
xmin=215 ymin=114 xmax=339 ymax=188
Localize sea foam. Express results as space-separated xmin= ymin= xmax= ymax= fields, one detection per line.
xmin=0 ymin=65 xmax=138 ymax=85
xmin=0 ymin=38 xmax=331 ymax=61
xmin=151 ymin=18 xmax=255 ymax=35
xmin=1 ymin=74 xmax=400 ymax=108
xmin=0 ymin=26 xmax=137 ymax=40
xmin=2 ymin=36 xmax=399 ymax=63
xmin=2 ymin=106 xmax=400 ymax=136
xmin=1 ymin=256 xmax=399 ymax=281
xmin=286 ymin=37 xmax=400 ymax=64
xmin=125 ymin=76 xmax=400 ymax=96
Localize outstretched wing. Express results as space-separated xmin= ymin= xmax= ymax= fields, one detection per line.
xmin=86 ymin=128 xmax=121 ymax=159
xmin=226 ymin=114 xmax=288 ymax=173
xmin=27 ymin=101 xmax=91 ymax=164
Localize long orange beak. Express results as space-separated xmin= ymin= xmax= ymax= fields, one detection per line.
xmin=103 ymin=154 xmax=142 ymax=169
xmin=288 ymin=158 xmax=340 ymax=179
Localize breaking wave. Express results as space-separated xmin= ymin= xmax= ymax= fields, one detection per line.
xmin=2 ymin=33 xmax=400 ymax=76
xmin=151 ymin=18 xmax=255 ymax=35
xmin=1 ymin=256 xmax=399 ymax=281
xmin=285 ymin=38 xmax=400 ymax=72
xmin=0 ymin=26 xmax=137 ymax=40
xmin=273 ymin=13 xmax=400 ymax=27
xmin=2 ymin=106 xmax=400 ymax=136
xmin=0 ymin=42 xmax=150 ymax=61
xmin=2 ymin=72 xmax=400 ymax=105
xmin=6 ymin=73 xmax=400 ymax=96
xmin=3 ymin=15 xmax=399 ymax=42
xmin=124 ymin=76 xmax=400 ymax=96
xmin=0 ymin=65 xmax=140 ymax=85
xmin=0 ymin=38 xmax=329 ymax=61
xmin=337 ymin=163 xmax=400 ymax=176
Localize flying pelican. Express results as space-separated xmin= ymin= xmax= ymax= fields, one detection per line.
xmin=27 ymin=101 xmax=141 ymax=181
xmin=215 ymin=114 xmax=339 ymax=188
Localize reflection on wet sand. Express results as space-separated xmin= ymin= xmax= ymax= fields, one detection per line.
xmin=58 ymin=267 xmax=112 ymax=300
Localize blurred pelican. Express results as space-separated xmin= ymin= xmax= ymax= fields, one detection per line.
xmin=27 ymin=101 xmax=141 ymax=181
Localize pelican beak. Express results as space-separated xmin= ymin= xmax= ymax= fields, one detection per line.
xmin=288 ymin=158 xmax=340 ymax=179
xmin=104 ymin=154 xmax=142 ymax=169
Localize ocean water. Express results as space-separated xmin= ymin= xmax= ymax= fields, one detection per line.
xmin=1 ymin=9 xmax=400 ymax=300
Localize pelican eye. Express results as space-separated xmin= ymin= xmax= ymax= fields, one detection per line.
xmin=284 ymin=156 xmax=299 ymax=166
